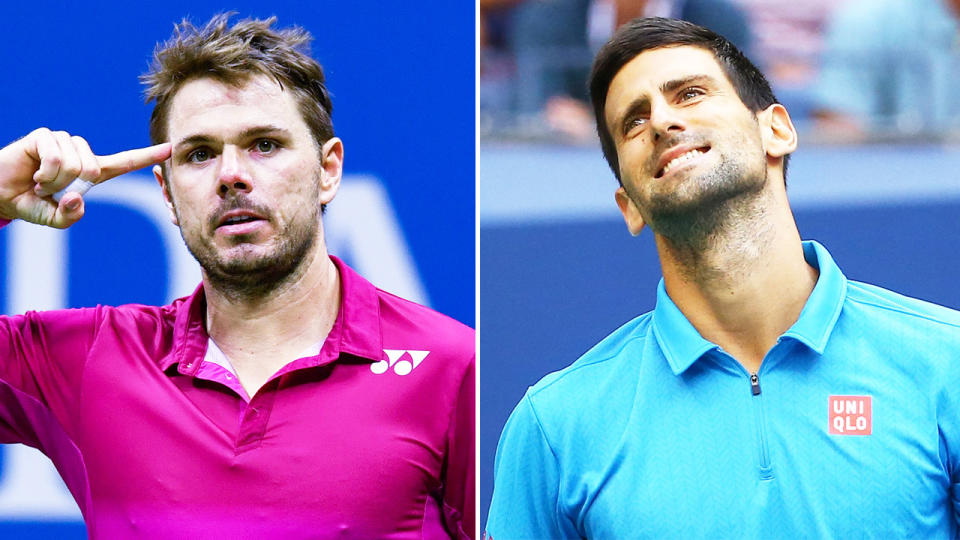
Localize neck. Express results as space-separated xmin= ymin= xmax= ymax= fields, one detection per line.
xmin=202 ymin=241 xmax=341 ymax=391
xmin=655 ymin=185 xmax=817 ymax=373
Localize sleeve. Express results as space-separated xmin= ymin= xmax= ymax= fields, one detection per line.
xmin=485 ymin=393 xmax=579 ymax=540
xmin=0 ymin=308 xmax=99 ymax=446
xmin=442 ymin=352 xmax=476 ymax=539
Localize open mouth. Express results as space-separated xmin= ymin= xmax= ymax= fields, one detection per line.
xmin=219 ymin=215 xmax=261 ymax=227
xmin=215 ymin=210 xmax=267 ymax=231
xmin=656 ymin=146 xmax=710 ymax=178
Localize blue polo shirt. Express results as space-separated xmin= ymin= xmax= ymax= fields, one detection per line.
xmin=486 ymin=241 xmax=960 ymax=539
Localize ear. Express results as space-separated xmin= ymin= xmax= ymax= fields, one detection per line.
xmin=318 ymin=137 xmax=343 ymax=206
xmin=154 ymin=164 xmax=179 ymax=225
xmin=615 ymin=187 xmax=646 ymax=236
xmin=758 ymin=103 xmax=798 ymax=160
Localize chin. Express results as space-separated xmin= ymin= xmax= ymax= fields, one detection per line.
xmin=645 ymin=161 xmax=768 ymax=244
xmin=191 ymin=230 xmax=319 ymax=296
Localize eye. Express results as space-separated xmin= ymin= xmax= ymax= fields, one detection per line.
xmin=623 ymin=116 xmax=648 ymax=136
xmin=679 ymin=87 xmax=705 ymax=102
xmin=187 ymin=147 xmax=211 ymax=163
xmin=254 ymin=139 xmax=277 ymax=153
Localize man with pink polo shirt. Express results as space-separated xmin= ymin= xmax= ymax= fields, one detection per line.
xmin=0 ymin=13 xmax=474 ymax=539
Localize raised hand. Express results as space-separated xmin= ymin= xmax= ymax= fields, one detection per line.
xmin=0 ymin=128 xmax=171 ymax=228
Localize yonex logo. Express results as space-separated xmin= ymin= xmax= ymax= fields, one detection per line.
xmin=370 ymin=350 xmax=430 ymax=376
xmin=828 ymin=395 xmax=872 ymax=435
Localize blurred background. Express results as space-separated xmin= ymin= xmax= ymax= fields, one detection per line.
xmin=480 ymin=0 xmax=960 ymax=525
xmin=0 ymin=1 xmax=473 ymax=537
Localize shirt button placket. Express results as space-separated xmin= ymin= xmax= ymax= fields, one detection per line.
xmin=236 ymin=388 xmax=276 ymax=451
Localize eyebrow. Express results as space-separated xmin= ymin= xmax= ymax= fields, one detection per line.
xmin=173 ymin=125 xmax=292 ymax=151
xmin=613 ymin=74 xmax=718 ymax=134
xmin=660 ymin=74 xmax=715 ymax=95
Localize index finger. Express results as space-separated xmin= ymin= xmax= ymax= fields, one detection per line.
xmin=95 ymin=142 xmax=172 ymax=183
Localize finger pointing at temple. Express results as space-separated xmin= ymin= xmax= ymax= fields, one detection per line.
xmin=95 ymin=142 xmax=172 ymax=183
xmin=0 ymin=130 xmax=172 ymax=228
xmin=46 ymin=141 xmax=172 ymax=202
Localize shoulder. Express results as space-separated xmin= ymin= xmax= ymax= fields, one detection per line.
xmin=844 ymin=280 xmax=960 ymax=334
xmin=532 ymin=311 xmax=653 ymax=392
xmin=376 ymin=289 xmax=476 ymax=384
xmin=98 ymin=297 xmax=184 ymax=330
xmin=524 ymin=312 xmax=654 ymax=430
xmin=107 ymin=299 xmax=180 ymax=319
xmin=13 ymin=300 xmax=174 ymax=334
xmin=375 ymin=289 xmax=474 ymax=370
xmin=333 ymin=254 xmax=472 ymax=360
xmin=836 ymin=280 xmax=960 ymax=380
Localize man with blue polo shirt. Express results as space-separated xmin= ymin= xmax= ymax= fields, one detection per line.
xmin=486 ymin=17 xmax=960 ymax=539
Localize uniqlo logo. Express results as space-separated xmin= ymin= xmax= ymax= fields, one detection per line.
xmin=828 ymin=395 xmax=872 ymax=435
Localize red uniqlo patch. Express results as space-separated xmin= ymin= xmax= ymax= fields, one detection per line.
xmin=828 ymin=395 xmax=872 ymax=435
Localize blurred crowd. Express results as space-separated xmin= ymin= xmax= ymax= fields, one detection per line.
xmin=480 ymin=0 xmax=960 ymax=144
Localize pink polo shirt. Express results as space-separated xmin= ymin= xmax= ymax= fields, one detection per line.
xmin=0 ymin=256 xmax=475 ymax=539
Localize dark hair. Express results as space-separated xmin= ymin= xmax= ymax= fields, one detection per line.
xmin=142 ymin=13 xmax=334 ymax=150
xmin=589 ymin=17 xmax=787 ymax=184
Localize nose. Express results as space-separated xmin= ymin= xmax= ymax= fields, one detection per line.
xmin=649 ymin=101 xmax=686 ymax=141
xmin=217 ymin=146 xmax=253 ymax=196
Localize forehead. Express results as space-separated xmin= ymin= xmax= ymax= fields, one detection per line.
xmin=166 ymin=74 xmax=307 ymax=139
xmin=604 ymin=46 xmax=731 ymax=121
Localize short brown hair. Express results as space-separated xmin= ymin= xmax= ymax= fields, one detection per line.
xmin=142 ymin=13 xmax=334 ymax=150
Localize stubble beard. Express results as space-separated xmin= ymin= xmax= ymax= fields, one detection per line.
xmin=642 ymin=155 xmax=768 ymax=253
xmin=178 ymin=195 xmax=321 ymax=301
xmin=623 ymin=140 xmax=772 ymax=283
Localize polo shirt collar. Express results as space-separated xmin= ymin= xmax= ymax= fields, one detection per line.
xmin=652 ymin=240 xmax=847 ymax=376
xmin=651 ymin=280 xmax=717 ymax=376
xmin=327 ymin=255 xmax=384 ymax=362
xmin=782 ymin=240 xmax=847 ymax=354
xmin=164 ymin=255 xmax=384 ymax=374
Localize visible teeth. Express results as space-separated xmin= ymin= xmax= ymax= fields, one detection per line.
xmin=662 ymin=149 xmax=704 ymax=176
